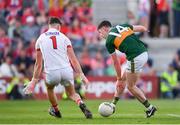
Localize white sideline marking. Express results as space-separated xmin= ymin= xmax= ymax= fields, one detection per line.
xmin=167 ymin=114 xmax=180 ymax=118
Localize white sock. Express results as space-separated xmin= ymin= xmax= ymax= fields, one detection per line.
xmin=147 ymin=105 xmax=153 ymax=110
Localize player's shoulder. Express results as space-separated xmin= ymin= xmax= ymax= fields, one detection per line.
xmin=59 ymin=32 xmax=67 ymax=38
xmin=36 ymin=33 xmax=45 ymax=42
xmin=60 ymin=32 xmax=70 ymax=41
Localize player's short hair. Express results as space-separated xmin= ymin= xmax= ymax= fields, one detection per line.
xmin=48 ymin=17 xmax=62 ymax=25
xmin=98 ymin=20 xmax=112 ymax=30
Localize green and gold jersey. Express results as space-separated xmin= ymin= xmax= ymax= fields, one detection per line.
xmin=105 ymin=24 xmax=147 ymax=61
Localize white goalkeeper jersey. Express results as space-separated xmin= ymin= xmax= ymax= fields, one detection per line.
xmin=35 ymin=28 xmax=72 ymax=72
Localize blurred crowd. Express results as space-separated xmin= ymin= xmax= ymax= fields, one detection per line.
xmin=159 ymin=49 xmax=180 ymax=99
xmin=0 ymin=0 xmax=104 ymax=78
xmin=128 ymin=0 xmax=180 ymax=37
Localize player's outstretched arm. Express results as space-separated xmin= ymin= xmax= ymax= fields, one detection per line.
xmin=67 ymin=47 xmax=89 ymax=84
xmin=23 ymin=50 xmax=43 ymax=94
xmin=31 ymin=50 xmax=43 ymax=82
xmin=133 ymin=25 xmax=148 ymax=32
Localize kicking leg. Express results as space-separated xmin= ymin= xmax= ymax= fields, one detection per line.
xmin=126 ymin=72 xmax=157 ymax=118
xmin=46 ymin=83 xmax=61 ymax=118
xmin=65 ymin=84 xmax=92 ymax=119
xmin=126 ymin=72 xmax=147 ymax=102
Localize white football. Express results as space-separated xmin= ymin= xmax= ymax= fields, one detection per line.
xmin=98 ymin=102 xmax=115 ymax=117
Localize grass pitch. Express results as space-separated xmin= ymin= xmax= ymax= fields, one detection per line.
xmin=0 ymin=99 xmax=180 ymax=124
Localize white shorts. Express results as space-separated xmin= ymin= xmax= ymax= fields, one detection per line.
xmin=126 ymin=52 xmax=148 ymax=73
xmin=45 ymin=67 xmax=74 ymax=86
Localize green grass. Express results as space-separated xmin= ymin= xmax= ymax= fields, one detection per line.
xmin=0 ymin=99 xmax=180 ymax=124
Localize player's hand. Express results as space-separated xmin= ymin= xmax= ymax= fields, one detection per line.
xmin=23 ymin=79 xmax=37 ymax=94
xmin=79 ymin=73 xmax=90 ymax=88
xmin=115 ymin=79 xmax=126 ymax=94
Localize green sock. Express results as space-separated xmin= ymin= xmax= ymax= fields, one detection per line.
xmin=143 ymin=100 xmax=150 ymax=108
xmin=112 ymin=97 xmax=119 ymax=105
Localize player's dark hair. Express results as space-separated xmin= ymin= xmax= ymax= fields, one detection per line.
xmin=48 ymin=17 xmax=62 ymax=25
xmin=98 ymin=20 xmax=112 ymax=30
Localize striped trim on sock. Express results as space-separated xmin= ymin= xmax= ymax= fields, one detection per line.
xmin=76 ymin=99 xmax=83 ymax=105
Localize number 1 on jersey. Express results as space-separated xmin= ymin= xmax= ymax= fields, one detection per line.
xmin=50 ymin=36 xmax=57 ymax=49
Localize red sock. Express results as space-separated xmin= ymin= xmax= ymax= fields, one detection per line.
xmin=76 ymin=99 xmax=83 ymax=105
xmin=52 ymin=104 xmax=59 ymax=112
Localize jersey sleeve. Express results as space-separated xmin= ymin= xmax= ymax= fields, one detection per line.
xmin=65 ymin=35 xmax=72 ymax=48
xmin=105 ymin=39 xmax=115 ymax=54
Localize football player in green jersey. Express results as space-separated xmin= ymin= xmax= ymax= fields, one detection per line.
xmin=97 ymin=20 xmax=157 ymax=118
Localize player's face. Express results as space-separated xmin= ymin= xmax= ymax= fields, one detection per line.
xmin=98 ymin=27 xmax=109 ymax=39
